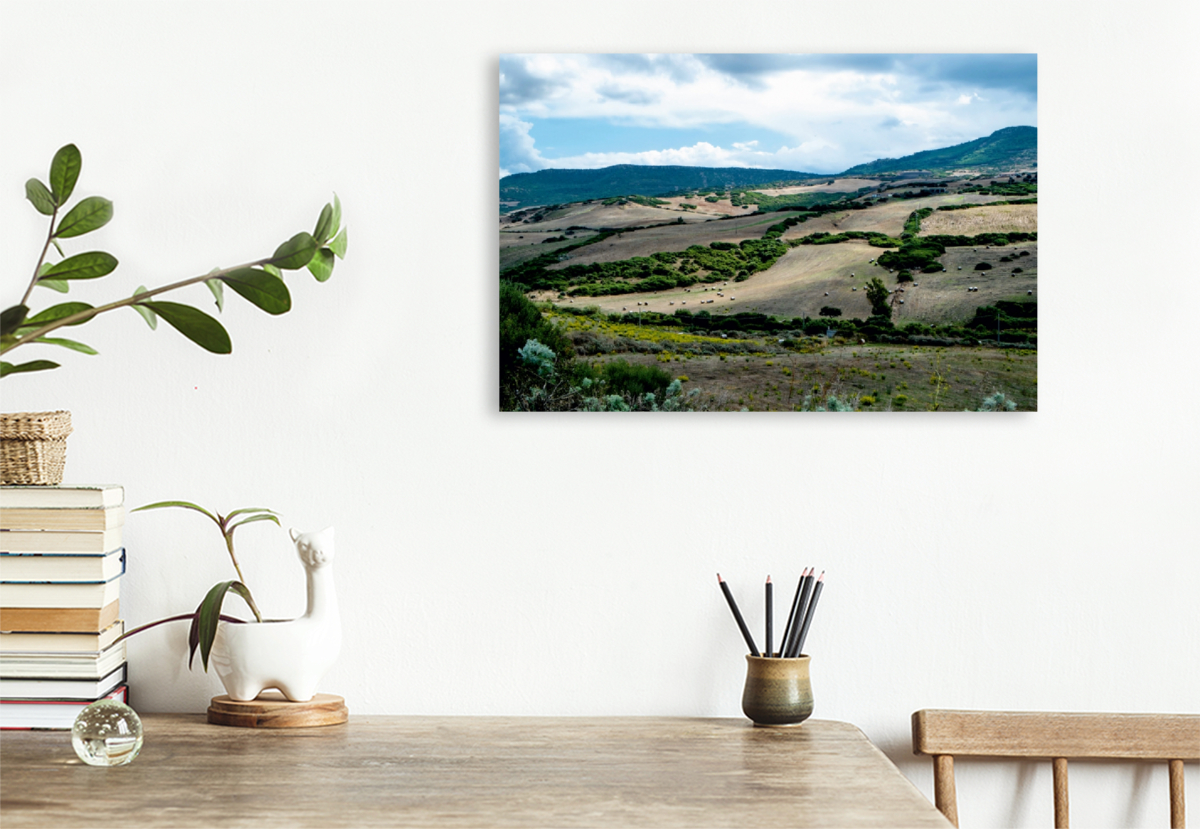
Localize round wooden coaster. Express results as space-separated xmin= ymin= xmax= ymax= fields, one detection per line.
xmin=207 ymin=691 xmax=348 ymax=728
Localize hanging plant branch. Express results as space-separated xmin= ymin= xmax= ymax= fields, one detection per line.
xmin=2 ymin=143 xmax=347 ymax=378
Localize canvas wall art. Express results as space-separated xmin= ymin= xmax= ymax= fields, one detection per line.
xmin=499 ymin=54 xmax=1037 ymax=412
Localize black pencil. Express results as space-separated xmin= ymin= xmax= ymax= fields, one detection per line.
xmin=784 ymin=568 xmax=814 ymax=658
xmin=793 ymin=571 xmax=824 ymax=657
xmin=779 ymin=567 xmax=809 ymax=655
xmin=717 ymin=573 xmax=759 ymax=656
xmin=765 ymin=576 xmax=773 ymax=658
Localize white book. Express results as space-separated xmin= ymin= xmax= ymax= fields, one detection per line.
xmin=1 ymin=684 xmax=128 ymax=730
xmin=0 ymin=485 xmax=124 ymax=510
xmin=0 ymin=527 xmax=123 ymax=554
xmin=0 ymin=621 xmax=124 ymax=654
xmin=0 ymin=548 xmax=125 ymax=584
xmin=0 ymin=576 xmax=121 ymax=609
xmin=0 ymin=663 xmax=126 ymax=699
xmin=0 ymin=642 xmax=126 ymax=679
xmin=0 ymin=505 xmax=125 ymax=532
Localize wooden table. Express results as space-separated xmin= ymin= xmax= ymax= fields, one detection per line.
xmin=0 ymin=716 xmax=951 ymax=828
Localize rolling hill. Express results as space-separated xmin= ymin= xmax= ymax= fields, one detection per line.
xmin=499 ymin=127 xmax=1037 ymax=212
xmin=841 ymin=126 xmax=1037 ymax=176
xmin=499 ymin=165 xmax=823 ymax=211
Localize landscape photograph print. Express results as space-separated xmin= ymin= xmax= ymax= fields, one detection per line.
xmin=499 ymin=54 xmax=1037 ymax=412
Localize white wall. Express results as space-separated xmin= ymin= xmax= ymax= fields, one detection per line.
xmin=2 ymin=2 xmax=1196 ymax=826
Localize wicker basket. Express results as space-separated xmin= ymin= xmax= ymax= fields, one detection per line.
xmin=0 ymin=411 xmax=73 ymax=485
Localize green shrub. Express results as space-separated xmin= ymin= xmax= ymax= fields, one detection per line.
xmin=974 ymin=262 xmax=993 ymax=271
xmin=819 ymin=306 xmax=842 ymax=317
xmin=601 ymin=360 xmax=672 ymax=398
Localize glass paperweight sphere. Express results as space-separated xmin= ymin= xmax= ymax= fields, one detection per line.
xmin=72 ymin=699 xmax=143 ymax=766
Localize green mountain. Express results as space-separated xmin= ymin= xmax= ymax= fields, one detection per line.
xmin=841 ymin=126 xmax=1037 ymax=176
xmin=500 ymin=165 xmax=821 ymax=212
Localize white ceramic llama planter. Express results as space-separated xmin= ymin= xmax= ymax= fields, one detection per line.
xmin=210 ymin=527 xmax=341 ymax=702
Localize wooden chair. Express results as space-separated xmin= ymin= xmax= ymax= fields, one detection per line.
xmin=912 ymin=710 xmax=1199 ymax=828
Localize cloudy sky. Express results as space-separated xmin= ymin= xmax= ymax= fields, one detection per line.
xmin=499 ymin=54 xmax=1036 ymax=178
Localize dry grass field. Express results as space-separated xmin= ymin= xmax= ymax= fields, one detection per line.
xmin=546 ymin=213 xmax=785 ymax=269
xmin=919 ymin=203 xmax=1038 ymax=235
xmin=757 ymin=178 xmax=881 ymax=196
xmin=506 ymin=200 xmax=712 ymax=232
xmin=780 ymin=193 xmax=1012 ymax=239
xmin=542 ymin=240 xmax=1036 ymax=325
xmin=586 ymin=344 xmax=1037 ymax=411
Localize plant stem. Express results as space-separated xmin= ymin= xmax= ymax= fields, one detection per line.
xmin=1 ymin=255 xmax=274 ymax=356
xmin=112 ymin=612 xmax=246 ymax=646
xmin=20 ymin=208 xmax=59 ymax=307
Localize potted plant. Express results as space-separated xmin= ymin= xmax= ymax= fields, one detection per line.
xmin=117 ymin=501 xmax=341 ymax=704
xmin=0 ymin=143 xmax=347 ymax=483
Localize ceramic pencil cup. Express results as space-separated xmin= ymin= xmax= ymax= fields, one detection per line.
xmin=741 ymin=655 xmax=813 ymax=727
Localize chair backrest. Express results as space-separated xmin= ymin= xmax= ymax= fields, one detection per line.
xmin=911 ymin=710 xmax=1199 ymax=828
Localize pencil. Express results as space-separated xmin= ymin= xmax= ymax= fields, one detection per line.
xmin=717 ymin=573 xmax=759 ymax=656
xmin=779 ymin=567 xmax=809 ymax=655
xmin=784 ymin=568 xmax=814 ymax=658
xmin=793 ymin=571 xmax=824 ymax=657
xmin=765 ymin=576 xmax=773 ymax=658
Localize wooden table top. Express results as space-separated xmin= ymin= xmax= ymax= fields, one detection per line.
xmin=0 ymin=715 xmax=951 ymax=828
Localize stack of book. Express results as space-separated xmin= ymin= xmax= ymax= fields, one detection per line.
xmin=0 ymin=484 xmax=129 ymax=730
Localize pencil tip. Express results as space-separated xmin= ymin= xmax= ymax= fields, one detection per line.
xmin=766 ymin=575 xmax=771 ymax=583
xmin=818 ymin=571 xmax=825 ymax=581
xmin=716 ymin=573 xmax=723 ymax=582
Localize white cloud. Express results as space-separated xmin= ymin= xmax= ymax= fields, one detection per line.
xmin=499 ymin=55 xmax=1036 ymax=174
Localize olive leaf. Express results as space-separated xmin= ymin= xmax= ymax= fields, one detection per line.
xmin=306 ymin=248 xmax=335 ymax=282
xmin=22 ymin=302 xmax=95 ymax=328
xmin=40 ymin=251 xmax=118 ymax=281
xmin=1 ymin=306 xmax=29 ymax=337
xmin=55 ymin=196 xmax=113 ymax=238
xmin=137 ymin=301 xmax=232 ymax=353
xmin=130 ymin=286 xmax=157 ymax=329
xmin=49 ymin=144 xmax=82 ymax=205
xmin=270 ymin=232 xmax=318 ymax=270
xmin=329 ymin=226 xmax=348 ymax=259
xmin=220 ymin=267 xmax=291 ymax=315
xmin=1 ymin=359 xmax=59 ymax=377
xmin=25 ymin=179 xmax=56 ymax=215
xmin=33 ymin=336 xmax=97 ymax=355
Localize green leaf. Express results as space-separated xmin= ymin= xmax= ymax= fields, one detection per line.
xmin=132 ymin=500 xmax=220 ymax=523
xmin=33 ymin=336 xmax=98 ymax=355
xmin=220 ymin=267 xmax=291 ymax=315
xmin=1 ymin=359 xmax=59 ymax=377
xmin=49 ymin=144 xmax=82 ymax=204
xmin=37 ymin=279 xmax=70 ymax=293
xmin=25 ymin=179 xmax=55 ymax=215
xmin=41 ymin=251 xmax=118 ymax=281
xmin=329 ymin=226 xmax=348 ymax=259
xmin=269 ymin=231 xmax=318 ymax=270
xmin=55 ymin=196 xmax=113 ymax=238
xmin=206 ymin=278 xmax=225 ymax=312
xmin=194 ymin=580 xmax=260 ymax=671
xmin=313 ymin=203 xmax=334 ymax=245
xmin=331 ymin=194 xmax=342 ymax=237
xmin=262 ymin=263 xmax=282 ymax=280
xmin=23 ymin=302 xmax=95 ymax=328
xmin=131 ymin=287 xmax=157 ymax=329
xmin=224 ymin=507 xmax=280 ymax=521
xmin=1 ymin=306 xmax=29 ymax=337
xmin=228 ymin=513 xmax=282 ymax=534
xmin=307 ymin=247 xmax=335 ymax=282
xmin=139 ymin=301 xmax=232 ymax=353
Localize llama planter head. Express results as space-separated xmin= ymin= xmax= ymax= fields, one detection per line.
xmin=210 ymin=526 xmax=342 ymax=702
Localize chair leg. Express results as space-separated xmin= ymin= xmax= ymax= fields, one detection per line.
xmin=1053 ymin=757 xmax=1069 ymax=829
xmin=933 ymin=754 xmax=959 ymax=827
xmin=1169 ymin=759 xmax=1185 ymax=829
